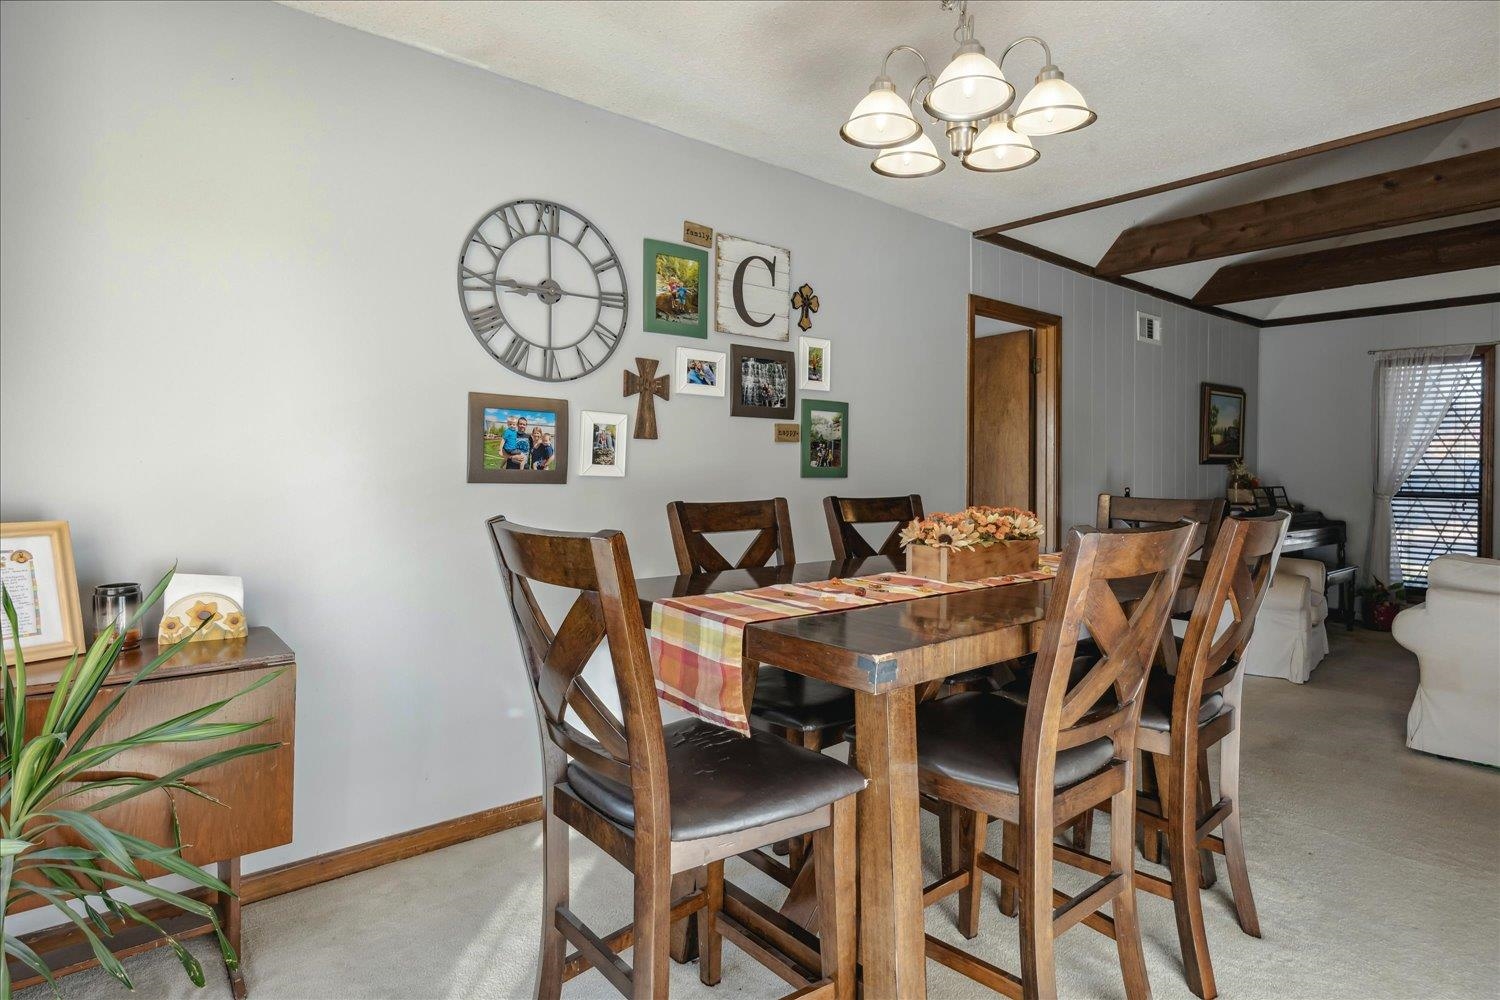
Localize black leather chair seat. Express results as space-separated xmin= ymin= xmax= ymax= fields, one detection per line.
xmin=1138 ymin=669 xmax=1226 ymax=732
xmin=916 ymin=693 xmax=1117 ymax=794
xmin=566 ymin=719 xmax=866 ymax=842
xmin=750 ymin=666 xmax=855 ymax=733
xmin=995 ymin=641 xmax=1103 ymax=703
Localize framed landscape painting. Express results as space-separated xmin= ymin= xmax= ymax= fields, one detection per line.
xmin=1199 ymin=383 xmax=1246 ymax=464
xmin=643 ymin=239 xmax=708 ymax=338
xmin=801 ymin=399 xmax=848 ymax=478
xmin=467 ymin=392 xmax=568 ymax=483
xmin=729 ymin=344 xmax=795 ymax=419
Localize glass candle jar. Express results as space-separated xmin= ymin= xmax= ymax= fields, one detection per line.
xmin=93 ymin=582 xmax=144 ymax=650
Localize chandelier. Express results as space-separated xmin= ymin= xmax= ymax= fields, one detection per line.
xmin=839 ymin=0 xmax=1095 ymax=178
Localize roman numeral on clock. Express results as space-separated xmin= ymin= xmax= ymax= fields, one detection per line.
xmin=598 ymin=290 xmax=625 ymax=310
xmin=499 ymin=335 xmax=531 ymax=371
xmin=468 ymin=305 xmax=506 ymax=336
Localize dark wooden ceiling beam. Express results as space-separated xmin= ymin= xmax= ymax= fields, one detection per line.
xmin=1095 ymin=148 xmax=1500 ymax=276
xmin=1258 ymin=292 xmax=1500 ymax=328
xmin=1193 ymin=220 xmax=1500 ymax=304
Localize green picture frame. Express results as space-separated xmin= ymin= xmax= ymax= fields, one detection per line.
xmin=801 ymin=399 xmax=848 ymax=478
xmin=643 ymin=239 xmax=708 ymax=338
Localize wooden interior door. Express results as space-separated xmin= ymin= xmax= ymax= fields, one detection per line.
xmin=970 ymin=327 xmax=1035 ymax=510
xmin=966 ymin=295 xmax=1062 ymax=543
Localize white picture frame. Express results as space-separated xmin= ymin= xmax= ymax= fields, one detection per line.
xmin=714 ymin=233 xmax=791 ymax=340
xmin=578 ymin=410 xmax=628 ymax=477
xmin=798 ymin=337 xmax=832 ymax=392
xmin=674 ymin=346 xmax=727 ymax=397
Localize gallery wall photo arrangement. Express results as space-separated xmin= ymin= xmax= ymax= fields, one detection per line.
xmin=467 ymin=392 xmax=568 ymax=483
xmin=1 ymin=519 xmax=85 ymax=665
xmin=729 ymin=343 xmax=795 ymax=419
xmin=643 ymin=238 xmax=707 ymax=338
xmin=801 ymin=399 xmax=848 ymax=478
xmin=715 ymin=232 xmax=791 ymax=341
xmin=1199 ymin=382 xmax=1247 ymax=464
xmin=578 ymin=410 xmax=629 ymax=477
xmin=675 ymin=346 xmax=726 ymax=397
xmin=798 ymin=336 xmax=832 ymax=392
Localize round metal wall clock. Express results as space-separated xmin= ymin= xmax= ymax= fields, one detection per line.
xmin=457 ymin=200 xmax=628 ymax=381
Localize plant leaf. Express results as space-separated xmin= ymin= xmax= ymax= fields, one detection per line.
xmin=0 ymin=838 xmax=31 ymax=858
xmin=4 ymin=933 xmax=59 ymax=994
xmin=114 ymin=899 xmax=206 ymax=988
xmin=39 ymin=810 xmax=139 ymax=877
xmin=82 ymin=742 xmax=282 ymax=814
xmin=20 ymin=884 xmax=136 ymax=991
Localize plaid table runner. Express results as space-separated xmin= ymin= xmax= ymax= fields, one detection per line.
xmin=649 ymin=554 xmax=1060 ymax=735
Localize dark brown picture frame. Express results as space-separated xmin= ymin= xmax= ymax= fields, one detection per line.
xmin=729 ymin=344 xmax=796 ymax=419
xmin=1199 ymin=382 xmax=1247 ymax=465
xmin=467 ymin=392 xmax=569 ymax=484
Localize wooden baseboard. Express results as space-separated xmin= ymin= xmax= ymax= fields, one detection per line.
xmin=243 ymin=796 xmax=542 ymax=904
xmin=16 ymin=796 xmax=542 ymax=957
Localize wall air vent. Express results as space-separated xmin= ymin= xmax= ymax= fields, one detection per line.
xmin=1136 ymin=311 xmax=1163 ymax=345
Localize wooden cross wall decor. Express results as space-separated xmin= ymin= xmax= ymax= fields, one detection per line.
xmin=622 ymin=357 xmax=669 ymax=439
xmin=792 ymin=283 xmax=820 ymax=332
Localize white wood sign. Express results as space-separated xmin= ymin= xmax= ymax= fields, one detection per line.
xmin=714 ymin=233 xmax=791 ymax=341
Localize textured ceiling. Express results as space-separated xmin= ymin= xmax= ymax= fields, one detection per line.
xmin=279 ymin=0 xmax=1500 ymax=234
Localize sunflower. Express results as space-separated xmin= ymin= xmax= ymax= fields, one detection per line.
xmin=186 ymin=600 xmax=222 ymax=625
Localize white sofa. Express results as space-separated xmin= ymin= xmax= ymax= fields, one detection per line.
xmin=1393 ymin=556 xmax=1500 ymax=766
xmin=1240 ymin=557 xmax=1330 ymax=683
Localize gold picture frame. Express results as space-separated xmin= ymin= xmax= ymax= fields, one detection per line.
xmin=1 ymin=520 xmax=85 ymax=665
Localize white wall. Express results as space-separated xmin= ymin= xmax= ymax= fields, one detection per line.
xmin=1257 ymin=303 xmax=1500 ymax=574
xmin=0 ymin=1 xmax=970 ymax=872
xmin=971 ymin=241 xmax=1261 ymax=529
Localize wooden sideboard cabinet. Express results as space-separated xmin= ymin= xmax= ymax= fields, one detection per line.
xmin=8 ymin=627 xmax=296 ymax=998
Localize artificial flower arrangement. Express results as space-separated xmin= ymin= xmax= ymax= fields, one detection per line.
xmin=899 ymin=505 xmax=1044 ymax=582
xmin=1226 ymin=460 xmax=1260 ymax=504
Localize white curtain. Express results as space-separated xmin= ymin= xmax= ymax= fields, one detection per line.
xmin=1369 ymin=344 xmax=1476 ymax=586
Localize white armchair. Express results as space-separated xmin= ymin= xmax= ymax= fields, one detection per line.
xmin=1240 ymin=557 xmax=1330 ymax=683
xmin=1393 ymin=556 xmax=1500 ymax=766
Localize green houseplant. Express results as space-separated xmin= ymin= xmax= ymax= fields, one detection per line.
xmin=2 ymin=570 xmax=282 ymax=998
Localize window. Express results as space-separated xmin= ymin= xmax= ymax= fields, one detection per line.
xmin=1390 ymin=346 xmax=1494 ymax=589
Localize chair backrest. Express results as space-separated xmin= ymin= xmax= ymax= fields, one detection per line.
xmin=487 ymin=516 xmax=669 ymax=836
xmin=824 ymin=494 xmax=924 ymax=560
xmin=1172 ymin=511 xmax=1289 ymax=740
xmin=1097 ymin=493 xmax=1226 ymax=557
xmin=666 ymin=498 xmax=796 ymax=574
xmin=1023 ymin=522 xmax=1197 ymax=811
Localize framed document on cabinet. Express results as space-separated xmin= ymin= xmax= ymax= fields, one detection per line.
xmin=1 ymin=520 xmax=85 ymax=665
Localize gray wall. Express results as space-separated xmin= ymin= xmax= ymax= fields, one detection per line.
xmin=0 ymin=1 xmax=970 ymax=871
xmin=1257 ymin=303 xmax=1500 ymax=574
xmin=971 ymin=241 xmax=1261 ymax=529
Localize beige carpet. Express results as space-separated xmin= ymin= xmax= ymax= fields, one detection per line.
xmin=20 ymin=631 xmax=1500 ymax=999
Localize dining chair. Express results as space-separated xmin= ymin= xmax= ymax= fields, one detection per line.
xmin=916 ymin=521 xmax=1196 ymax=1000
xmin=1087 ymin=493 xmax=1226 ymax=858
xmin=489 ymin=515 xmax=863 ymax=1000
xmin=1083 ymin=511 xmax=1285 ymax=1000
xmin=822 ymin=494 xmax=924 ymax=560
xmin=667 ymin=498 xmax=855 ymax=880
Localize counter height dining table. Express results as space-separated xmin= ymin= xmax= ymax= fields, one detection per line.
xmin=637 ymin=555 xmax=1050 ymax=999
xmin=636 ymin=553 xmax=1204 ymax=998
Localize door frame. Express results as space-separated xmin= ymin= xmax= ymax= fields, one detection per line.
xmin=966 ymin=294 xmax=1062 ymax=545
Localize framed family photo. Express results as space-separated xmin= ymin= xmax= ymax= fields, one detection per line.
xmin=729 ymin=344 xmax=795 ymax=419
xmin=643 ymin=239 xmax=708 ymax=338
xmin=578 ymin=410 xmax=629 ymax=477
xmin=674 ymin=346 xmax=726 ymax=397
xmin=801 ymin=400 xmax=848 ymax=478
xmin=1 ymin=520 xmax=85 ymax=665
xmin=798 ymin=336 xmax=831 ymax=392
xmin=1199 ymin=382 xmax=1247 ymax=464
xmin=467 ymin=392 xmax=568 ymax=484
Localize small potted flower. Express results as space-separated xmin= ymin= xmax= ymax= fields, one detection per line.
xmin=1358 ymin=578 xmax=1406 ymax=631
xmin=1226 ymin=460 xmax=1259 ymax=505
xmin=899 ymin=505 xmax=1044 ymax=583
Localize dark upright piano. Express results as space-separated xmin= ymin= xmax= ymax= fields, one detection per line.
xmin=1250 ymin=486 xmax=1355 ymax=628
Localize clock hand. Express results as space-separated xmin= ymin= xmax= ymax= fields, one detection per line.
xmin=497 ymin=278 xmax=547 ymax=296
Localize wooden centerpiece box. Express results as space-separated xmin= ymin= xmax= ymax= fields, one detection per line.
xmin=8 ymin=627 xmax=296 ymax=999
xmin=907 ymin=538 xmax=1039 ymax=582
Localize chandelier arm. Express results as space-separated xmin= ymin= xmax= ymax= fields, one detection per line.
xmin=908 ymin=76 xmax=941 ymax=125
xmin=880 ymin=44 xmax=933 ymax=81
xmin=998 ymin=35 xmax=1054 ymax=74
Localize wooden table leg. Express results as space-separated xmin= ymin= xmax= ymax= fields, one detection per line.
xmin=218 ymin=857 xmax=247 ymax=1000
xmin=670 ymin=868 xmax=702 ymax=963
xmin=853 ymin=687 xmax=926 ymax=1000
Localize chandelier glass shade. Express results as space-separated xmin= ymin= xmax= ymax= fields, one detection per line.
xmin=1012 ymin=72 xmax=1096 ymax=136
xmin=838 ymin=2 xmax=1093 ymax=180
xmin=963 ymin=114 xmax=1038 ymax=172
xmin=871 ymin=132 xmax=945 ymax=178
xmin=838 ymin=79 xmax=923 ymax=148
xmin=922 ymin=44 xmax=1012 ymax=122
